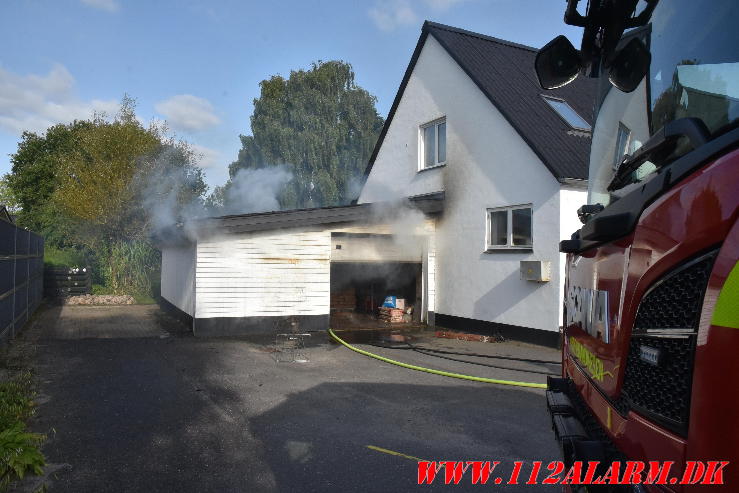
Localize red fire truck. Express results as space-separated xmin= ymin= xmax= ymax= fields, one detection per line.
xmin=535 ymin=0 xmax=739 ymax=491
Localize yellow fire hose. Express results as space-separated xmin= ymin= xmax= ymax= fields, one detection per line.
xmin=328 ymin=329 xmax=547 ymax=389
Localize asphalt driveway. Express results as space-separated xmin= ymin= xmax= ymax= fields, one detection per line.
xmin=21 ymin=304 xmax=562 ymax=492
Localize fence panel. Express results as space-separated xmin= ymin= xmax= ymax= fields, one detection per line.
xmin=0 ymin=220 xmax=44 ymax=343
xmin=44 ymin=268 xmax=91 ymax=298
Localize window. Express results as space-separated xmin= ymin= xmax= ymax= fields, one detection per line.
xmin=613 ymin=123 xmax=631 ymax=168
xmin=486 ymin=205 xmax=533 ymax=249
xmin=420 ymin=118 xmax=446 ymax=169
xmin=542 ymin=96 xmax=591 ymax=131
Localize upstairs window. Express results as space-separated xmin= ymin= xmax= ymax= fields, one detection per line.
xmin=542 ymin=96 xmax=591 ymax=131
xmin=420 ymin=118 xmax=446 ymax=170
xmin=613 ymin=122 xmax=632 ymax=168
xmin=486 ymin=205 xmax=533 ymax=250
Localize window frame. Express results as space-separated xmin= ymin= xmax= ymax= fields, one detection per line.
xmin=485 ymin=204 xmax=534 ymax=251
xmin=613 ymin=122 xmax=632 ymax=169
xmin=419 ymin=117 xmax=447 ymax=171
xmin=541 ymin=95 xmax=592 ymax=131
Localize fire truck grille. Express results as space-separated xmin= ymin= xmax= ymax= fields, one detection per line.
xmin=623 ymin=334 xmax=695 ymax=429
xmin=622 ymin=249 xmax=717 ymax=435
xmin=633 ymin=253 xmax=716 ymax=330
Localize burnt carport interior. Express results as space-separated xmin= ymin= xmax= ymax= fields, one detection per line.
xmin=330 ymin=232 xmax=424 ymax=329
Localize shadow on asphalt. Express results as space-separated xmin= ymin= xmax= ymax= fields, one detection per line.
xmin=26 ymin=304 xmax=558 ymax=492
xmin=249 ymin=382 xmax=558 ymax=492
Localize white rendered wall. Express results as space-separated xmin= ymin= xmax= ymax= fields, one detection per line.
xmin=161 ymin=243 xmax=196 ymax=316
xmin=361 ymin=35 xmax=577 ymax=332
xmin=358 ymin=40 xmax=446 ymax=203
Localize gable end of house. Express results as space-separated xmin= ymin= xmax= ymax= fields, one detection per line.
xmin=359 ymin=20 xmax=596 ymax=191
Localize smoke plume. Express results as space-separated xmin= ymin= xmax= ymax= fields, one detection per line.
xmin=220 ymin=166 xmax=293 ymax=215
xmin=142 ymin=145 xmax=293 ymax=242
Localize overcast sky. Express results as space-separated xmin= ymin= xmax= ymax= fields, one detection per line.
xmin=0 ymin=0 xmax=584 ymax=189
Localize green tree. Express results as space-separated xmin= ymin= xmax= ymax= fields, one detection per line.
xmin=6 ymin=97 xmax=208 ymax=296
xmin=8 ymin=97 xmax=207 ymax=248
xmin=7 ymin=120 xmax=92 ymax=245
xmin=0 ymin=175 xmax=20 ymax=214
xmin=227 ymin=60 xmax=384 ymax=210
xmin=52 ymin=107 xmax=160 ymax=246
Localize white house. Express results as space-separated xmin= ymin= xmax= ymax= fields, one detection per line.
xmin=158 ymin=21 xmax=595 ymax=346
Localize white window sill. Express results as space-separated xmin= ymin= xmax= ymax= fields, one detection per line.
xmin=418 ymin=163 xmax=446 ymax=173
xmin=484 ymin=247 xmax=533 ymax=253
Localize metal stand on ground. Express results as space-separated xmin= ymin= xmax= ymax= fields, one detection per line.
xmin=275 ymin=333 xmax=311 ymax=363
xmin=273 ymin=316 xmax=311 ymax=363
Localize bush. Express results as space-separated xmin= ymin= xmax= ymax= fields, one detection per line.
xmin=0 ymin=373 xmax=44 ymax=490
xmin=98 ymin=240 xmax=160 ymax=297
xmin=43 ymin=246 xmax=88 ymax=268
xmin=0 ymin=425 xmax=45 ymax=489
xmin=44 ymin=241 xmax=162 ymax=299
xmin=91 ymin=284 xmax=114 ymax=295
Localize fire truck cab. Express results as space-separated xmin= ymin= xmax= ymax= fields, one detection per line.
xmin=536 ymin=1 xmax=739 ymax=491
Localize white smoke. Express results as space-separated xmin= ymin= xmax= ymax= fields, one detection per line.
xmin=359 ymin=168 xmax=432 ymax=254
xmin=344 ymin=174 xmax=368 ymax=204
xmin=137 ymin=145 xmax=209 ymax=241
xmin=140 ymin=143 xmax=293 ymax=242
xmin=368 ymin=199 xmax=429 ymax=257
xmin=355 ymin=173 xmax=406 ymax=203
xmin=220 ymin=166 xmax=292 ymax=215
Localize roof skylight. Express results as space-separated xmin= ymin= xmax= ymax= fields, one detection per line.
xmin=542 ymin=96 xmax=591 ymax=131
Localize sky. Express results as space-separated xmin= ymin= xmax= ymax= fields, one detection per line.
xmin=0 ymin=0 xmax=585 ymax=190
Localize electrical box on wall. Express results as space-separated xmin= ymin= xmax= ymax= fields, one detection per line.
xmin=520 ymin=260 xmax=551 ymax=282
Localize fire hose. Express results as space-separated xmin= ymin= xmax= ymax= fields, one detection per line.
xmin=328 ymin=328 xmax=547 ymax=389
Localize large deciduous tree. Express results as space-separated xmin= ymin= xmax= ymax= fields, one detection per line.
xmin=227 ymin=60 xmax=384 ymax=210
xmin=6 ymin=97 xmax=208 ymax=295
xmin=8 ymin=97 xmax=207 ymax=247
xmin=7 ymin=120 xmax=92 ymax=244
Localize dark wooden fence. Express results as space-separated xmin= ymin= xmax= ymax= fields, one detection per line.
xmin=0 ymin=218 xmax=44 ymax=343
xmin=44 ymin=267 xmax=91 ymax=298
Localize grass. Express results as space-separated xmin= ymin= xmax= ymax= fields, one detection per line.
xmin=0 ymin=373 xmax=35 ymax=431
xmin=43 ymin=246 xmax=87 ymax=268
xmin=133 ymin=294 xmax=157 ymax=305
xmin=91 ymin=284 xmax=114 ymax=295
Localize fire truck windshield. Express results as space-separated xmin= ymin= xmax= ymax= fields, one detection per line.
xmin=588 ymin=0 xmax=739 ymax=207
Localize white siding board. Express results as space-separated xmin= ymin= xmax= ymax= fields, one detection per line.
xmin=191 ymin=220 xmax=437 ymax=323
xmin=195 ymin=229 xmax=331 ymax=319
xmin=426 ymin=231 xmax=436 ymax=313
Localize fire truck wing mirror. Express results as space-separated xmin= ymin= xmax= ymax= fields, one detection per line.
xmin=608 ymin=37 xmax=651 ymax=93
xmin=535 ymin=35 xmax=582 ymax=89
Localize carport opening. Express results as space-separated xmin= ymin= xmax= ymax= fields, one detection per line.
xmin=330 ymin=262 xmax=423 ymax=330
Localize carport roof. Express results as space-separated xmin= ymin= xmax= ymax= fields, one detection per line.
xmin=208 ymin=191 xmax=444 ymax=235
xmin=153 ymin=191 xmax=444 ymax=245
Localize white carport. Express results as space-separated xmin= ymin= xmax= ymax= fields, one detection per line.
xmin=158 ymin=194 xmax=442 ymax=336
